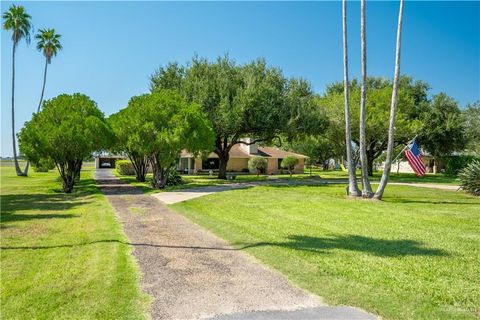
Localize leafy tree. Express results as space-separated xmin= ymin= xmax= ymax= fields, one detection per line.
xmin=248 ymin=157 xmax=267 ymax=177
xmin=35 ymin=28 xmax=62 ymax=112
xmin=125 ymin=90 xmax=214 ymax=189
xmin=281 ymin=156 xmax=299 ymax=177
xmin=32 ymin=158 xmax=55 ymax=172
xmin=150 ymin=56 xmax=327 ymax=179
xmin=150 ymin=62 xmax=185 ymax=93
xmin=19 ymin=94 xmax=112 ymax=193
xmin=285 ymin=135 xmax=342 ymax=170
xmin=463 ymin=101 xmax=480 ymax=155
xmin=374 ymin=0 xmax=405 ymax=200
xmin=321 ymin=76 xmax=425 ymax=176
xmin=418 ymin=93 xmax=467 ymax=170
xmin=3 ymin=4 xmax=32 ymax=176
xmin=341 ymin=0 xmax=361 ymax=196
xmin=108 ymin=108 xmax=148 ymax=182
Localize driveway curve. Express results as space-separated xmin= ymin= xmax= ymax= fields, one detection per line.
xmin=95 ymin=169 xmax=376 ymax=320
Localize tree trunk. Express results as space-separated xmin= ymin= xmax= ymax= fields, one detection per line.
xmin=22 ymin=161 xmax=30 ymax=176
xmin=342 ymin=0 xmax=361 ymax=197
xmin=374 ymin=0 xmax=405 ymax=200
xmin=216 ymin=150 xmax=229 ymax=180
xmin=359 ymin=0 xmax=373 ymax=197
xmin=56 ymin=161 xmax=77 ymax=193
xmin=367 ymin=149 xmax=375 ymax=177
xmin=37 ymin=58 xmax=48 ymax=112
xmin=128 ymin=153 xmax=147 ymax=182
xmin=11 ymin=44 xmax=23 ymax=176
xmin=150 ymin=154 xmax=168 ymax=189
xmin=74 ymin=160 xmax=83 ymax=182
xmin=63 ymin=175 xmax=75 ymax=193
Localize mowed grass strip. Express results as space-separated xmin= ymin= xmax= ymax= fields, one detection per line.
xmin=1 ymin=165 xmax=149 ymax=319
xmin=171 ymin=184 xmax=479 ymax=319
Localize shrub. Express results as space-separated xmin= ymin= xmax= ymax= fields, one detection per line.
xmin=442 ymin=155 xmax=479 ymax=175
xmin=248 ymin=157 xmax=268 ymax=176
xmin=116 ymin=160 xmax=135 ymax=175
xmin=281 ymin=156 xmax=299 ymax=176
xmin=459 ymin=160 xmax=480 ymax=196
xmin=165 ymin=170 xmax=183 ymax=186
xmin=33 ymin=158 xmax=55 ymax=172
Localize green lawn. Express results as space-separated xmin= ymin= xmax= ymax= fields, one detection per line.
xmin=171 ymin=184 xmax=479 ymax=319
xmin=114 ymin=168 xmax=459 ymax=195
xmin=1 ymin=165 xmax=149 ymax=319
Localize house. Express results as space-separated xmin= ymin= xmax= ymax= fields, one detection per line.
xmin=379 ymin=155 xmax=440 ymax=174
xmin=178 ymin=138 xmax=307 ymax=175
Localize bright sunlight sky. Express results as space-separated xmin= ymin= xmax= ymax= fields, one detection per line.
xmin=1 ymin=1 xmax=479 ymax=156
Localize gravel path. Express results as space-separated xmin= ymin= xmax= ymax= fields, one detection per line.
xmin=95 ymin=170 xmax=376 ymax=320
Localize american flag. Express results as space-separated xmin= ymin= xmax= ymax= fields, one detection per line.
xmin=405 ymin=139 xmax=426 ymax=176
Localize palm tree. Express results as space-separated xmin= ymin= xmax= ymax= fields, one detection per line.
xmin=359 ymin=0 xmax=373 ymax=197
xmin=342 ymin=0 xmax=361 ymax=196
xmin=36 ymin=28 xmax=62 ymax=112
xmin=374 ymin=0 xmax=405 ymax=200
xmin=2 ymin=5 xmax=32 ymax=176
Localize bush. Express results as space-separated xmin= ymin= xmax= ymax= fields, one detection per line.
xmin=281 ymin=156 xmax=299 ymax=176
xmin=33 ymin=158 xmax=55 ymax=172
xmin=442 ymin=155 xmax=479 ymax=175
xmin=116 ymin=160 xmax=135 ymax=175
xmin=166 ymin=170 xmax=183 ymax=186
xmin=459 ymin=160 xmax=480 ymax=196
xmin=248 ymin=157 xmax=268 ymax=176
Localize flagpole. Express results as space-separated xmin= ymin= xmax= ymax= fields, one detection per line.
xmin=392 ymin=134 xmax=418 ymax=163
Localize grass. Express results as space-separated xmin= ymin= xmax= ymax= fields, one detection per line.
xmin=113 ymin=168 xmax=459 ymax=195
xmin=0 ymin=165 xmax=149 ymax=319
xmin=171 ymin=184 xmax=479 ymax=319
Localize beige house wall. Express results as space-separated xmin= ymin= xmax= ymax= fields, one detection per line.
xmin=267 ymin=158 xmax=278 ymax=174
xmin=294 ymin=158 xmax=305 ymax=173
xmin=267 ymin=157 xmax=305 ymax=174
xmin=227 ymin=158 xmax=249 ymax=172
xmin=191 ymin=156 xmax=305 ymax=174
xmin=194 ymin=158 xmax=203 ymax=171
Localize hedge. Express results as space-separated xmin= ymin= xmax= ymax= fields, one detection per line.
xmin=442 ymin=155 xmax=479 ymax=175
xmin=116 ymin=160 xmax=135 ymax=175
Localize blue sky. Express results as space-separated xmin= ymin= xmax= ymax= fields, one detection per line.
xmin=1 ymin=1 xmax=479 ymax=156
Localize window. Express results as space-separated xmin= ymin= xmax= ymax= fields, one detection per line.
xmin=202 ymin=158 xmax=220 ymax=170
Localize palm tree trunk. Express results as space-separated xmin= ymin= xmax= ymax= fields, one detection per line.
xmin=374 ymin=0 xmax=405 ymax=200
xmin=342 ymin=0 xmax=361 ymax=196
xmin=37 ymin=58 xmax=48 ymax=112
xmin=359 ymin=0 xmax=373 ymax=197
xmin=11 ymin=43 xmax=23 ymax=176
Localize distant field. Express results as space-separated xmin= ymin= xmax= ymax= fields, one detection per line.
xmin=0 ymin=166 xmax=148 ymax=318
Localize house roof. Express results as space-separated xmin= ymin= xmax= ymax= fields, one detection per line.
xmin=180 ymin=144 xmax=308 ymax=159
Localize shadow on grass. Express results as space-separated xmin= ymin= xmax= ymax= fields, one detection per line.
xmin=1 ymin=193 xmax=88 ymax=218
xmin=253 ymin=235 xmax=449 ymax=257
xmin=384 ymin=198 xmax=475 ymax=205
xmin=1 ymin=178 xmax=100 ymax=223
xmin=1 ymin=234 xmax=449 ymax=257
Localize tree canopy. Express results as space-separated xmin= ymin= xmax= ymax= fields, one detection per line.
xmin=19 ymin=93 xmax=112 ymax=192
xmin=462 ymin=101 xmax=480 ymax=155
xmin=418 ymin=93 xmax=466 ymax=159
xmin=150 ymin=56 xmax=328 ymax=179
xmin=116 ymin=90 xmax=214 ymax=188
xmin=320 ymin=76 xmax=427 ymax=175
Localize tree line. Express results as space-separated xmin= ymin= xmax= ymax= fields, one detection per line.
xmin=5 ymin=3 xmax=479 ymax=197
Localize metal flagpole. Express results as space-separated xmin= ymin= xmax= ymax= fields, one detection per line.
xmin=392 ymin=134 xmax=418 ymax=163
